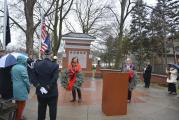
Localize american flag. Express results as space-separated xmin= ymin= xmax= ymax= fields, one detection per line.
xmin=40 ymin=17 xmax=51 ymax=53
xmin=41 ymin=18 xmax=47 ymax=40
xmin=41 ymin=34 xmax=51 ymax=53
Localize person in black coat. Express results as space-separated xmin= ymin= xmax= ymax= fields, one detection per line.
xmin=31 ymin=50 xmax=59 ymax=120
xmin=0 ymin=66 xmax=13 ymax=100
xmin=143 ymin=62 xmax=152 ymax=88
xmin=27 ymin=53 xmax=35 ymax=83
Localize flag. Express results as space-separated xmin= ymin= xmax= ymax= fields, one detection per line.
xmin=40 ymin=17 xmax=51 ymax=53
xmin=41 ymin=18 xmax=47 ymax=41
xmin=40 ymin=34 xmax=51 ymax=53
xmin=5 ymin=7 xmax=11 ymax=46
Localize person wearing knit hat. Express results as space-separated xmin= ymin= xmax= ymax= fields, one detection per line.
xmin=44 ymin=50 xmax=51 ymax=55
xmin=52 ymin=56 xmax=57 ymax=63
xmin=31 ymin=50 xmax=59 ymax=120
xmin=123 ymin=57 xmax=136 ymax=103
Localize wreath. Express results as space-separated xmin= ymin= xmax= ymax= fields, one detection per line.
xmin=61 ymin=69 xmax=84 ymax=90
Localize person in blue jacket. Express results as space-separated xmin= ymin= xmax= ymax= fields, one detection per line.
xmin=32 ymin=50 xmax=59 ymax=120
xmin=11 ymin=55 xmax=30 ymax=120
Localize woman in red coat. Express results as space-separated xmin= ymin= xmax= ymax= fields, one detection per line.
xmin=67 ymin=57 xmax=82 ymax=103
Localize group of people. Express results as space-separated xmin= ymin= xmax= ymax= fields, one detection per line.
xmin=123 ymin=58 xmax=153 ymax=103
xmin=0 ymin=50 xmax=84 ymax=120
xmin=1 ymin=50 xmax=179 ymax=119
xmin=125 ymin=57 xmax=179 ymax=103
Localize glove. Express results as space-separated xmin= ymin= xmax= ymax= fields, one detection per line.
xmin=40 ymin=87 xmax=48 ymax=94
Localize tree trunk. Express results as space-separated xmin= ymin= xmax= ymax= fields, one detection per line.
xmin=52 ymin=0 xmax=60 ymax=56
xmin=172 ymin=37 xmax=177 ymax=64
xmin=114 ymin=0 xmax=126 ymax=68
xmin=52 ymin=0 xmax=73 ymax=56
xmin=24 ymin=0 xmax=36 ymax=55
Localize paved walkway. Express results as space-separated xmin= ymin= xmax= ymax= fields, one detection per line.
xmin=24 ymin=78 xmax=179 ymax=120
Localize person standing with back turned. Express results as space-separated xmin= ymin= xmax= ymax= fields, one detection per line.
xmin=11 ymin=55 xmax=30 ymax=120
xmin=32 ymin=50 xmax=59 ymax=120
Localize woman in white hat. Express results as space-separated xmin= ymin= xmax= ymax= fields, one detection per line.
xmin=166 ymin=64 xmax=178 ymax=95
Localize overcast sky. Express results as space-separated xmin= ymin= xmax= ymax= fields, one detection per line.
xmin=0 ymin=0 xmax=157 ymax=49
xmin=113 ymin=0 xmax=157 ymax=7
xmin=145 ymin=0 xmax=157 ymax=6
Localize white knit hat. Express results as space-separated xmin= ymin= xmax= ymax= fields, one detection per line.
xmin=126 ymin=58 xmax=131 ymax=61
xmin=53 ymin=56 xmax=57 ymax=59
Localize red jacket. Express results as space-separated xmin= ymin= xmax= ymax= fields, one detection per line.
xmin=129 ymin=69 xmax=134 ymax=81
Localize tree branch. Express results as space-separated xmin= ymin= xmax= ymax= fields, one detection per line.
xmin=106 ymin=6 xmax=120 ymax=25
xmin=10 ymin=18 xmax=25 ymax=33
xmin=62 ymin=0 xmax=74 ymax=20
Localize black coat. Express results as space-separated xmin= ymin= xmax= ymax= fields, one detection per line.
xmin=144 ymin=65 xmax=152 ymax=80
xmin=27 ymin=58 xmax=35 ymax=83
xmin=32 ymin=58 xmax=59 ymax=97
xmin=0 ymin=66 xmax=13 ymax=99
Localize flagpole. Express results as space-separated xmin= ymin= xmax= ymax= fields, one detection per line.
xmin=39 ymin=0 xmax=43 ymax=59
xmin=3 ymin=0 xmax=7 ymax=50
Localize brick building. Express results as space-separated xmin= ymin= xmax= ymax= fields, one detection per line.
xmin=62 ymin=32 xmax=95 ymax=76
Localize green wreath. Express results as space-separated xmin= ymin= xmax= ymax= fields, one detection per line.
xmin=60 ymin=69 xmax=84 ymax=89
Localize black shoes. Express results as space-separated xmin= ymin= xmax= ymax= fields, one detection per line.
xmin=168 ymin=92 xmax=177 ymax=95
xmin=78 ymin=99 xmax=82 ymax=103
xmin=70 ymin=99 xmax=82 ymax=103
xmin=70 ymin=99 xmax=76 ymax=102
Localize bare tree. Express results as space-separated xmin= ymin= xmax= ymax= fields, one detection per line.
xmin=68 ymin=0 xmax=108 ymax=34
xmin=7 ymin=0 xmax=55 ymax=55
xmin=45 ymin=0 xmax=74 ymax=55
xmin=106 ymin=0 xmax=135 ymax=68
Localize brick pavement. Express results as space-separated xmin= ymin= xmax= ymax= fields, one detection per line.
xmin=24 ymin=78 xmax=179 ymax=120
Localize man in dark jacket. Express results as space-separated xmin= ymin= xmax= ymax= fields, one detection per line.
xmin=32 ymin=50 xmax=59 ymax=120
xmin=27 ymin=53 xmax=35 ymax=83
xmin=144 ymin=62 xmax=152 ymax=88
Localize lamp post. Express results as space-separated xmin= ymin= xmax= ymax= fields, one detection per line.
xmin=97 ymin=57 xmax=101 ymax=67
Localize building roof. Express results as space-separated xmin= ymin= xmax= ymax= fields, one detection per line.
xmin=62 ymin=32 xmax=96 ymax=41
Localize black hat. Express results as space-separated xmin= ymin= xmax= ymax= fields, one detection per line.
xmin=44 ymin=50 xmax=51 ymax=55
